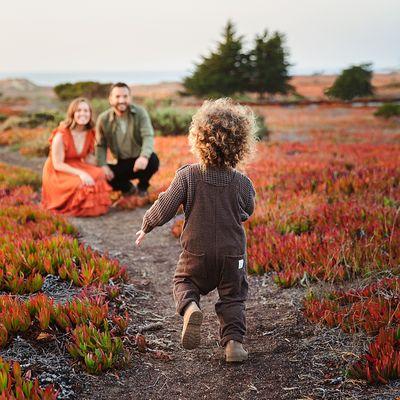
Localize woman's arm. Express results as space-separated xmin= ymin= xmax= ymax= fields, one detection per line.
xmin=84 ymin=153 xmax=97 ymax=165
xmin=51 ymin=133 xmax=94 ymax=186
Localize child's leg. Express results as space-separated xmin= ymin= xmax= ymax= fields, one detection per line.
xmin=173 ymin=276 xmax=204 ymax=349
xmin=173 ymin=275 xmax=201 ymax=316
xmin=215 ymin=256 xmax=249 ymax=347
xmin=173 ymin=250 xmax=211 ymax=349
xmin=173 ymin=249 xmax=208 ymax=315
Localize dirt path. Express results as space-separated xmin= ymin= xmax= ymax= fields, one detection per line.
xmin=71 ymin=208 xmax=308 ymax=400
xmin=1 ymin=147 xmax=399 ymax=400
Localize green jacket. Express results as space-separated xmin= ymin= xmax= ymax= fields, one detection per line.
xmin=95 ymin=104 xmax=154 ymax=166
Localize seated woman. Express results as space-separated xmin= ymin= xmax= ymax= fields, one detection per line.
xmin=42 ymin=98 xmax=112 ymax=217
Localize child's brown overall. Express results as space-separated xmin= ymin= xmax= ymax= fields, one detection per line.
xmin=173 ymin=168 xmax=249 ymax=346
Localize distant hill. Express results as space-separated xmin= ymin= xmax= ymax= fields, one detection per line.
xmin=0 ymin=78 xmax=39 ymax=92
xmin=0 ymin=79 xmax=57 ymax=113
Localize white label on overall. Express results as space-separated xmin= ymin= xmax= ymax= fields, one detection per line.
xmin=238 ymin=259 xmax=244 ymax=269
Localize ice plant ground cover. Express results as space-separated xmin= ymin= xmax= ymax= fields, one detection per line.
xmin=155 ymin=133 xmax=399 ymax=289
xmin=0 ymin=356 xmax=58 ymax=399
xmin=151 ymin=106 xmax=400 ymax=384
xmin=0 ymin=164 xmax=132 ymax=398
xmin=304 ymin=278 xmax=400 ymax=384
xmin=0 ymin=104 xmax=399 ymax=387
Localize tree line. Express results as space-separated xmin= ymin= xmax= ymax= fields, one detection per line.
xmin=184 ymin=21 xmax=375 ymax=101
xmin=184 ymin=21 xmax=292 ymax=99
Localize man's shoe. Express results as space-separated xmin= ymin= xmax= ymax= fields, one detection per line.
xmin=181 ymin=301 xmax=203 ymax=350
xmin=122 ymin=184 xmax=138 ymax=197
xmin=225 ymin=340 xmax=248 ymax=362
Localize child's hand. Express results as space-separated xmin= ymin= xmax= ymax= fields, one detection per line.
xmin=135 ymin=230 xmax=146 ymax=246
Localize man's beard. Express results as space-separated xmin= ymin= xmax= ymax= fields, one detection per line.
xmin=116 ymin=103 xmax=128 ymax=111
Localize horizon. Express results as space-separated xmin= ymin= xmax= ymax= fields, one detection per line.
xmin=0 ymin=66 xmax=399 ymax=87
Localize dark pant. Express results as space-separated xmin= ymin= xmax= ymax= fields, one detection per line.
xmin=108 ymin=152 xmax=159 ymax=192
xmin=173 ymin=250 xmax=248 ymax=347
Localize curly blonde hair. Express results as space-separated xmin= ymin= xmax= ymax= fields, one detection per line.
xmin=189 ymin=98 xmax=257 ymax=168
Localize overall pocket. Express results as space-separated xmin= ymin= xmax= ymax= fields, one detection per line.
xmin=176 ymin=248 xmax=207 ymax=280
xmin=220 ymin=254 xmax=248 ymax=298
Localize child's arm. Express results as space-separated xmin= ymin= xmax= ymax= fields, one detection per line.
xmin=239 ymin=176 xmax=256 ymax=221
xmin=135 ymin=169 xmax=187 ymax=246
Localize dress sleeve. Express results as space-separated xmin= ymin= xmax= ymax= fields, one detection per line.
xmin=49 ymin=128 xmax=69 ymax=154
xmin=86 ymin=130 xmax=95 ymax=154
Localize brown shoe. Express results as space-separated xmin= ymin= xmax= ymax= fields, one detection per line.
xmin=181 ymin=302 xmax=203 ymax=350
xmin=225 ymin=340 xmax=248 ymax=363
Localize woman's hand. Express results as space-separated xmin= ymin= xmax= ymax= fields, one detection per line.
xmin=135 ymin=230 xmax=146 ymax=246
xmin=101 ymin=165 xmax=115 ymax=180
xmin=79 ymin=171 xmax=95 ymax=186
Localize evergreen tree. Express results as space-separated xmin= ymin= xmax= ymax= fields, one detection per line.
xmin=184 ymin=21 xmax=246 ymax=97
xmin=325 ymin=64 xmax=374 ymax=100
xmin=246 ymin=31 xmax=292 ymax=99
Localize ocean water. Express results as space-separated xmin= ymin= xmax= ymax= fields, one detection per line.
xmin=0 ymin=70 xmax=188 ymax=86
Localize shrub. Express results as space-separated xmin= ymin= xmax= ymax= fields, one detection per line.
xmin=150 ymin=107 xmax=194 ymax=136
xmin=0 ymin=127 xmax=48 ymax=148
xmin=146 ymin=101 xmax=269 ymax=138
xmin=0 ymin=111 xmax=63 ymax=131
xmin=255 ymin=114 xmax=269 ymax=140
xmin=0 ymin=115 xmax=28 ymax=131
xmin=374 ymin=103 xmax=400 ymax=119
xmin=91 ymin=98 xmax=110 ymax=118
xmin=19 ymin=130 xmax=51 ymax=157
xmin=325 ymin=64 xmax=374 ymax=101
xmin=54 ymin=81 xmax=112 ymax=101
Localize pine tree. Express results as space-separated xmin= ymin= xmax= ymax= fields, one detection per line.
xmin=246 ymin=31 xmax=292 ymax=99
xmin=184 ymin=21 xmax=246 ymax=97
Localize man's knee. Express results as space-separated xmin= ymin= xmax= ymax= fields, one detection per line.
xmin=147 ymin=153 xmax=160 ymax=173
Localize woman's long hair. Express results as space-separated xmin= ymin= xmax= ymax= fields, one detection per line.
xmin=59 ymin=98 xmax=95 ymax=130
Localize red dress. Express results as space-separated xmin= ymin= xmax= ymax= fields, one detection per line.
xmin=41 ymin=127 xmax=112 ymax=217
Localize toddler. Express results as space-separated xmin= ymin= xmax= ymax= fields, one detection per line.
xmin=135 ymin=98 xmax=256 ymax=362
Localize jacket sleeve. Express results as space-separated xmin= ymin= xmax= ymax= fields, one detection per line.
xmin=139 ymin=108 xmax=154 ymax=159
xmin=95 ymin=116 xmax=107 ymax=166
xmin=141 ymin=170 xmax=187 ymax=233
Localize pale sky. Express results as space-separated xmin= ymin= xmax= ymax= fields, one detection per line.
xmin=1 ymin=0 xmax=399 ymax=74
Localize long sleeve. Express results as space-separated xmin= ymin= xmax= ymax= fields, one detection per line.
xmin=141 ymin=170 xmax=187 ymax=233
xmin=238 ymin=176 xmax=256 ymax=221
xmin=95 ymin=117 xmax=107 ymax=166
xmin=139 ymin=108 xmax=154 ymax=159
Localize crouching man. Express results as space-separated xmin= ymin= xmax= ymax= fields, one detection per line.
xmin=95 ymin=82 xmax=159 ymax=197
